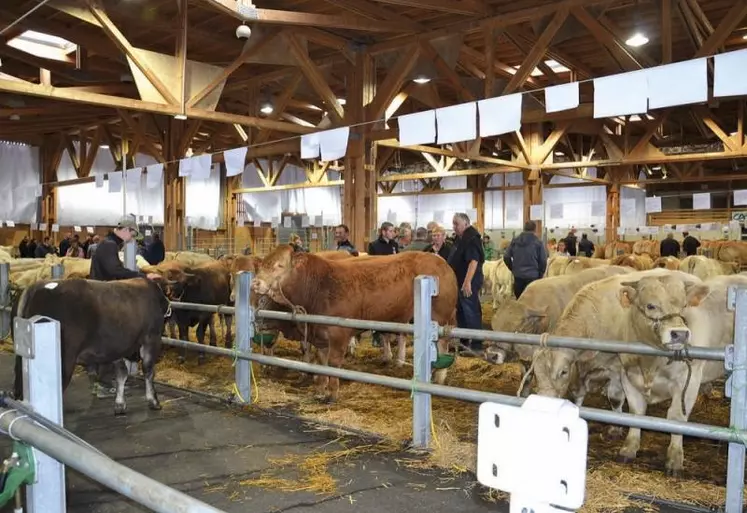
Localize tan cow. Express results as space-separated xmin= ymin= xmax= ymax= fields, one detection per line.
xmin=632 ymin=239 xmax=660 ymax=258
xmin=653 ymin=256 xmax=680 ymax=270
xmin=532 ymin=269 xmax=712 ymax=476
xmin=253 ymin=247 xmax=458 ymax=401
xmin=679 ymin=255 xmax=739 ymax=281
xmin=563 ymin=257 xmax=611 ymax=275
xmin=545 ymin=255 xmax=571 ymax=277
xmin=594 ymin=241 xmax=632 ymax=259
xmin=611 ymin=253 xmax=654 ymax=270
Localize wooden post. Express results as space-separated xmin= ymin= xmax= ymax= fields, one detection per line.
xmin=163 ymin=118 xmax=186 ymax=250
xmin=606 ymin=181 xmax=620 ymax=242
xmin=468 ymin=175 xmax=486 ymax=232
xmin=522 ymin=123 xmax=544 ymax=232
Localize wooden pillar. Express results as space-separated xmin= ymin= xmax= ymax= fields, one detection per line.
xmin=522 ymin=123 xmax=544 ymax=232
xmin=606 ymin=182 xmax=620 ymax=242
xmin=39 ymin=135 xmax=63 ymax=239
xmin=163 ymin=118 xmax=186 ymax=250
xmin=468 ymin=175 xmax=486 ymax=232
xmin=344 ymin=51 xmax=377 ymax=250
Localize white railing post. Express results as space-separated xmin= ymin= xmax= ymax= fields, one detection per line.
xmin=13 ymin=315 xmax=66 ymax=513
xmin=234 ymin=271 xmax=253 ymax=404
xmin=412 ymin=275 xmax=438 ymax=449
xmin=725 ymin=286 xmax=747 ymax=513
xmin=0 ymin=262 xmax=9 ymax=336
xmin=51 ymin=263 xmax=64 ymax=280
xmin=123 ymin=240 xmax=137 ymax=271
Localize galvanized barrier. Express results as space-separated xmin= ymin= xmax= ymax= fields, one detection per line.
xmin=1 ymin=261 xmax=746 ymax=512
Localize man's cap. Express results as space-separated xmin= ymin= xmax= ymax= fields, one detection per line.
xmin=116 ymin=218 xmax=140 ymax=236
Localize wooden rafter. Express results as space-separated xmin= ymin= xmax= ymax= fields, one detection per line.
xmin=662 ymin=0 xmax=672 ymax=64
xmin=368 ymin=45 xmax=420 ymax=121
xmin=572 ymin=7 xmax=641 ymax=72
xmin=694 ymin=2 xmax=747 ymax=57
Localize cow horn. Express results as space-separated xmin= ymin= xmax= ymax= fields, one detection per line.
xmin=184 ymin=272 xmax=196 ymax=277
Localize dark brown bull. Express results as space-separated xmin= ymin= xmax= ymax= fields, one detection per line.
xmin=13 ymin=277 xmax=170 ymax=414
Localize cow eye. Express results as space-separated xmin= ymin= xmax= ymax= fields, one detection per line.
xmin=646 ymin=303 xmax=656 ymax=311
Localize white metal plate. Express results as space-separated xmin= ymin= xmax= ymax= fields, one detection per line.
xmin=477 ymin=397 xmax=588 ymax=511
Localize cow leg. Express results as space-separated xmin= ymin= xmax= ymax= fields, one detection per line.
xmin=665 ymin=363 xmax=704 ymax=477
xmin=314 ymin=347 xmax=330 ymax=398
xmin=432 ymin=339 xmax=449 ymax=385
xmin=325 ymin=344 xmax=346 ymax=403
xmin=395 ymin=334 xmax=407 ymax=367
xmin=617 ymin=371 xmax=648 ymax=463
xmin=382 ymin=334 xmax=393 ymax=364
xmin=177 ymin=321 xmax=189 ymax=363
xmin=196 ymin=319 xmax=209 ymax=363
xmin=604 ymin=375 xmax=627 ymax=441
xmin=113 ymin=360 xmax=129 ymax=416
xmin=140 ymin=341 xmax=162 ymax=411
xmin=347 ymin=336 xmax=357 ymax=357
xmin=224 ymin=314 xmax=234 ymax=350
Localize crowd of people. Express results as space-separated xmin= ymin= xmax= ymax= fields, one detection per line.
xmin=16 ymin=229 xmax=166 ymax=265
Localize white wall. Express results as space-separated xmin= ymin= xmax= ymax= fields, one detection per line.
xmin=0 ymin=141 xmax=40 ymax=224
xmin=485 ymin=172 xmax=524 ymax=229
xmin=620 ymin=185 xmax=647 ymax=228
xmin=240 ymin=159 xmax=342 ymax=225
xmin=377 ymin=192 xmax=473 ymax=228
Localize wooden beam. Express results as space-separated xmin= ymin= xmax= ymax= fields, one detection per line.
xmin=483 ymin=26 xmax=496 ymax=99
xmin=256 ymin=72 xmax=303 ymax=144
xmin=187 ymin=32 xmax=278 ymax=108
xmin=200 ymin=0 xmax=415 ymax=32
xmin=0 ymin=78 xmax=314 ymax=134
xmin=419 ymin=41 xmax=475 ymax=101
xmin=503 ymin=8 xmax=569 ymax=94
xmin=662 ymin=0 xmax=672 ymax=64
xmin=694 ymin=1 xmax=747 ymax=57
xmin=284 ymin=33 xmax=344 ymax=123
xmin=176 ymin=0 xmax=188 ymax=108
xmin=377 ymin=139 xmax=528 ymax=169
xmin=572 ymin=7 xmax=641 ymax=71
xmin=86 ymin=0 xmax=179 ymax=105
xmin=321 ymin=0 xmax=424 ymax=31
xmin=534 ymin=122 xmax=572 ymax=164
xmin=368 ymin=45 xmax=420 ymax=121
xmin=693 ymin=106 xmax=736 ymax=151
xmin=361 ymin=0 xmax=488 ymax=16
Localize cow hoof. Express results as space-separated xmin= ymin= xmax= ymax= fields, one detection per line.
xmin=665 ymin=467 xmax=683 ymax=479
xmin=113 ymin=403 xmax=127 ymax=416
xmin=603 ymin=427 xmax=626 ymax=441
xmin=148 ymin=400 xmax=162 ymax=411
xmin=616 ymin=454 xmax=635 ymax=464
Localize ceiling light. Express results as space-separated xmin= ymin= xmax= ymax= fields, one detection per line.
xmin=9 ymin=114 xmax=19 ymax=121
xmin=413 ymin=76 xmax=431 ymax=84
xmin=625 ymin=33 xmax=649 ymax=47
xmin=337 ymin=98 xmax=346 ymax=106
xmin=554 ymin=151 xmax=564 ymax=156
xmin=491 ymin=151 xmax=499 ymax=157
xmin=651 ymin=165 xmax=662 ymax=171
xmin=260 ymin=104 xmax=274 ymax=115
xmin=743 ymin=34 xmax=747 ymax=40
xmin=100 ymin=144 xmax=110 ymax=149
xmin=174 ymin=114 xmax=187 ymax=120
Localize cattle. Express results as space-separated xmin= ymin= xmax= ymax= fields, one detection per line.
xmin=532 ymin=269 xmax=713 ymax=476
xmin=679 ymin=255 xmax=738 ymax=281
xmin=482 ymin=260 xmax=513 ymax=308
xmin=610 ymin=253 xmax=654 ymax=270
xmin=593 ymin=241 xmax=633 ymax=259
xmin=563 ymin=257 xmax=611 ymax=275
xmin=545 ymin=255 xmax=570 ymax=277
xmin=654 ymin=256 xmax=680 ymax=270
xmin=713 ymin=241 xmax=747 ymax=266
xmin=13 ymin=277 xmax=170 ymax=414
xmin=159 ymin=260 xmax=233 ymax=363
xmin=253 ymin=246 xmax=458 ymax=402
xmin=632 ymin=239 xmax=660 ymax=258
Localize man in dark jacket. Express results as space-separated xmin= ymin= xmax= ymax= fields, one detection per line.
xmin=448 ymin=213 xmax=485 ymax=353
xmin=89 ymin=218 xmax=161 ymax=397
xmin=563 ymin=228 xmax=578 ymax=256
xmin=146 ymin=233 xmax=165 ymax=265
xmin=333 ymin=224 xmax=359 ymax=256
xmin=404 ymin=227 xmax=430 ymax=251
xmin=368 ymin=222 xmax=398 ymax=255
xmin=34 ymin=236 xmax=54 ymax=258
xmin=682 ymin=231 xmax=700 ymax=256
xmin=503 ymin=221 xmax=548 ymax=299
xmin=578 ymin=233 xmax=595 ymax=257
xmin=659 ymin=232 xmax=681 ymax=258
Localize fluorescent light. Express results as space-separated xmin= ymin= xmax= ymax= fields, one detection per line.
xmin=743 ymin=34 xmax=747 ymax=40
xmin=100 ymin=144 xmax=110 ymax=149
xmin=9 ymin=114 xmax=19 ymax=121
xmin=554 ymin=150 xmax=564 ymax=156
xmin=413 ymin=76 xmax=431 ymax=84
xmin=337 ymin=98 xmax=346 ymax=106
xmin=260 ymin=104 xmax=274 ymax=114
xmin=625 ymin=33 xmax=649 ymax=47
xmin=491 ymin=151 xmax=499 ymax=157
xmin=174 ymin=114 xmax=187 ymax=120
xmin=651 ymin=165 xmax=662 ymax=171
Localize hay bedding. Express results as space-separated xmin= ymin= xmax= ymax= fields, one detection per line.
xmin=1 ymin=304 xmax=741 ymax=511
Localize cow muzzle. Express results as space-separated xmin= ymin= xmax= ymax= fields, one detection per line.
xmin=252 ymin=279 xmax=270 ymax=295
xmin=483 ymin=346 xmax=506 ymax=364
xmin=662 ymin=327 xmax=690 ymax=351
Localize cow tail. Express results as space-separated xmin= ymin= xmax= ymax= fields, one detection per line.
xmin=688 ymin=257 xmax=696 ymax=275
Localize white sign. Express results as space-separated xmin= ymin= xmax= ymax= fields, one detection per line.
xmin=311 ymin=233 xmax=318 ymax=240
xmin=283 ymin=217 xmax=292 ymax=228
xmin=529 ymin=204 xmax=543 ymax=221
xmin=73 ymin=225 xmax=81 ymax=233
xmin=145 ymin=229 xmax=152 ymax=236
xmin=734 ymin=190 xmax=747 ymax=206
xmin=237 ymin=218 xmax=245 ymax=227
xmin=4 ymin=221 xmax=14 ymax=228
xmin=39 ymin=223 xmax=47 ymax=231
xmin=51 ymin=224 xmax=59 ymax=233
xmin=645 ymin=196 xmax=661 ymax=213
xmin=549 ymin=204 xmax=564 ymax=219
xmin=693 ymin=192 xmax=711 ymax=210
xmin=86 ymin=227 xmax=94 ymax=234
xmin=301 ymin=215 xmax=310 ymax=228
xmin=313 ymin=215 xmax=323 ymax=226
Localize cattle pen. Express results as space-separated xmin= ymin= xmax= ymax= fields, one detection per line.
xmin=1 ymin=263 xmax=747 ymax=513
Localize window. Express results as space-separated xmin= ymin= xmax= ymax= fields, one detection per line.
xmin=7 ymin=30 xmax=77 ymax=62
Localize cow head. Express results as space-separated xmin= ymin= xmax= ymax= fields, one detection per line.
xmin=485 ymin=300 xmax=547 ymax=364
xmin=157 ymin=267 xmax=199 ymax=300
xmin=252 ymin=246 xmax=296 ymax=305
xmin=618 ymin=275 xmax=709 ymax=350
xmin=532 ymin=348 xmax=587 ymax=398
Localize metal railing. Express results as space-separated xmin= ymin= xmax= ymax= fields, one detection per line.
xmin=2 ymin=261 xmax=747 ymax=512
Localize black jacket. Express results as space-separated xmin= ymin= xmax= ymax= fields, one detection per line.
xmin=34 ymin=243 xmax=53 ymax=259
xmin=660 ymin=237 xmax=681 ymax=258
xmin=447 ymin=226 xmax=485 ymax=286
xmin=368 ymin=237 xmax=398 ymax=255
xmin=425 ymin=242 xmax=452 ymax=260
xmin=682 ymin=235 xmax=700 ymax=256
xmin=503 ymin=231 xmax=548 ymax=279
xmin=336 ymin=240 xmax=359 ymax=256
xmin=146 ymin=239 xmax=165 ymax=265
xmin=90 ymin=233 xmax=143 ymax=281
xmin=578 ymin=238 xmax=595 ymax=258
xmin=564 ymin=234 xmax=578 ymax=256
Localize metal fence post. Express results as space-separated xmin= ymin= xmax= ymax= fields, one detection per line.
xmin=234 ymin=271 xmax=253 ymax=404
xmin=13 ymin=315 xmax=65 ymax=513
xmin=123 ymin=240 xmax=137 ymax=271
xmin=0 ymin=262 xmax=9 ymax=337
xmin=725 ymin=286 xmax=747 ymax=513
xmin=50 ymin=263 xmax=64 ymax=280
xmin=412 ymin=275 xmax=438 ymax=449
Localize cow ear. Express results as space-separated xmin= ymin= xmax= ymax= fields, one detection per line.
xmin=619 ymin=285 xmax=636 ymax=308
xmin=578 ymin=350 xmax=598 ymax=362
xmin=526 ymin=305 xmax=548 ymax=318
xmin=685 ymin=283 xmax=710 ymax=307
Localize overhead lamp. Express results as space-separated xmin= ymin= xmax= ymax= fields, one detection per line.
xmin=554 ymin=150 xmax=564 ymax=156
xmin=413 ymin=75 xmax=431 ymax=84
xmin=625 ymin=32 xmax=649 ymax=47
xmin=174 ymin=114 xmax=187 ymax=120
xmin=100 ymin=144 xmax=110 ymax=149
xmin=337 ymin=98 xmax=346 ymax=106
xmin=743 ymin=34 xmax=747 ymax=40
xmin=260 ymin=104 xmax=274 ymax=115
xmin=491 ymin=151 xmax=499 ymax=157
xmin=651 ymin=165 xmax=662 ymax=171
xmin=9 ymin=114 xmax=19 ymax=121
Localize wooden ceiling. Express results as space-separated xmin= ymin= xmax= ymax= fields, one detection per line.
xmin=0 ymin=0 xmax=745 ymax=170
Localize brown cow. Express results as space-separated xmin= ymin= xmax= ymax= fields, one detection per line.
xmin=653 ymin=256 xmax=680 ymax=270
xmin=253 ymin=246 xmax=458 ymax=401
xmin=611 ymin=253 xmax=654 ymax=270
